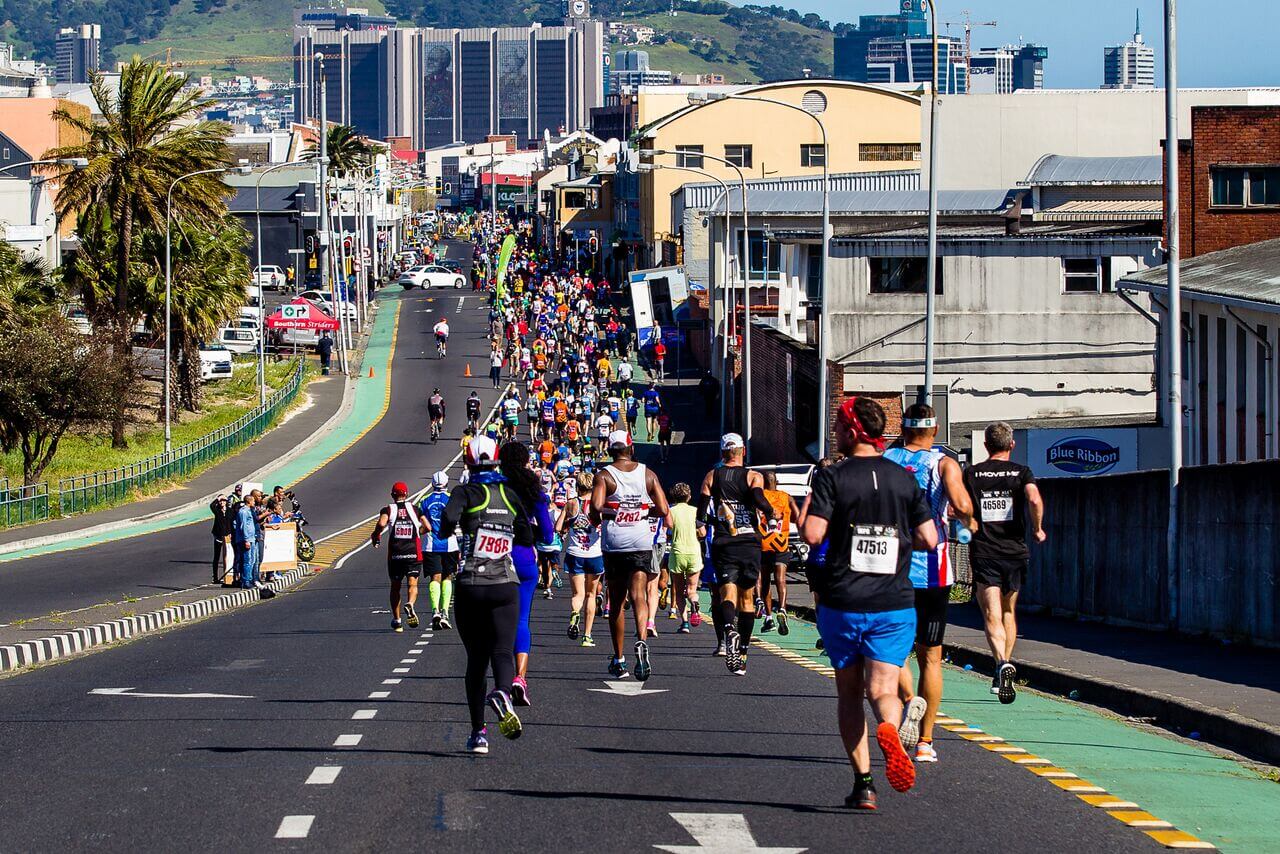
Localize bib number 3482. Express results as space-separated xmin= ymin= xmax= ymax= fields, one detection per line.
xmin=849 ymin=525 xmax=899 ymax=575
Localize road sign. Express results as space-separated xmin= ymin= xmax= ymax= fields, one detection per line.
xmin=280 ymin=303 xmax=310 ymax=321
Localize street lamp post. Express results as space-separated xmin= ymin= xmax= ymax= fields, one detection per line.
xmin=255 ymin=156 xmax=315 ymax=405
xmin=0 ymin=156 xmax=88 ymax=177
xmin=923 ymin=0 xmax=941 ymax=407
xmin=1163 ymin=0 xmax=1184 ymax=625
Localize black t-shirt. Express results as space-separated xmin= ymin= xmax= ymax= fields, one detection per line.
xmin=963 ymin=460 xmax=1036 ymax=562
xmin=805 ymin=456 xmax=932 ymax=613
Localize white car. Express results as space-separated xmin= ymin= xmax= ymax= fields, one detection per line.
xmin=217 ymin=325 xmax=260 ymax=355
xmin=253 ymin=265 xmax=286 ymax=291
xmin=297 ymin=289 xmax=358 ymax=321
xmin=398 ymin=265 xmax=465 ymax=290
xmin=133 ymin=339 xmax=234 ymax=382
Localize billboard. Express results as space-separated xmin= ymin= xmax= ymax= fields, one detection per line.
xmin=1024 ymin=428 xmax=1138 ymax=479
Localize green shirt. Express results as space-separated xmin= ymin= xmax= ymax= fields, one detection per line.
xmin=669 ymin=503 xmax=702 ymax=556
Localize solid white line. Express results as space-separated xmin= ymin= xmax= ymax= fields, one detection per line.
xmin=305 ymin=766 xmax=342 ymax=785
xmin=333 ymin=734 xmax=362 ymax=747
xmin=382 ymin=678 xmax=401 ymax=685
xmin=275 ymin=816 xmax=315 ymax=839
xmin=369 ymin=691 xmax=390 ymax=699
xmin=352 ymin=709 xmax=377 ymax=720
xmin=393 ymin=668 xmax=410 ymax=674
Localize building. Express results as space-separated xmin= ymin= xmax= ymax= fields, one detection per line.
xmin=293 ymin=6 xmax=397 ymax=30
xmin=610 ymin=50 xmax=672 ymax=88
xmin=295 ymin=17 xmax=605 ymax=149
xmin=634 ymin=80 xmax=922 ymax=267
xmin=54 ymin=24 xmax=100 ymax=85
xmin=969 ymin=44 xmax=1048 ymax=94
xmin=834 ymin=2 xmax=967 ymax=94
xmin=1102 ymin=10 xmax=1155 ymax=90
xmin=1170 ymin=106 xmax=1280 ymax=258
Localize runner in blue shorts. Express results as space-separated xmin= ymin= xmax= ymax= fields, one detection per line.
xmin=559 ymin=472 xmax=605 ymax=647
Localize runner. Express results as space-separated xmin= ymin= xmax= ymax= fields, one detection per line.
xmin=962 ymin=421 xmax=1046 ymax=706
xmin=883 ymin=403 xmax=975 ymax=758
xmin=436 ymin=435 xmax=527 ymax=753
xmin=370 ymin=482 xmax=428 ymax=633
xmin=561 ymin=471 xmax=604 ymax=646
xmin=667 ymin=482 xmax=705 ymax=633
xmin=698 ymin=433 xmax=777 ymax=675
xmin=590 ymin=430 xmax=672 ymax=681
xmin=500 ymin=390 xmax=522 ymax=441
xmin=801 ymin=397 xmax=937 ymax=807
xmin=419 ymin=471 xmax=460 ymax=631
xmin=642 ymin=382 xmax=662 ymax=439
xmin=757 ymin=470 xmax=799 ymax=636
xmin=466 ymin=391 xmax=482 ymax=433
xmin=656 ymin=408 xmax=673 ymax=463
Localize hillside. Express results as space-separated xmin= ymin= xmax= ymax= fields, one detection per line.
xmin=0 ymin=0 xmax=833 ymax=84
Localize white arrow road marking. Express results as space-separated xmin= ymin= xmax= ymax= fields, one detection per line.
xmin=654 ymin=814 xmax=807 ymax=854
xmin=89 ymin=688 xmax=253 ymax=699
xmin=589 ymin=680 xmax=668 ymax=696
xmin=457 ymin=296 xmax=465 ymax=311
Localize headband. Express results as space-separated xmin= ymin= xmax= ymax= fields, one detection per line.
xmin=837 ymin=397 xmax=886 ymax=451
xmin=903 ymin=417 xmax=937 ymax=429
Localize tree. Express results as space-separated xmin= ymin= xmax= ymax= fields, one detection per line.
xmin=306 ymin=125 xmax=373 ymax=178
xmin=0 ymin=311 xmax=120 ymax=486
xmin=0 ymin=239 xmax=57 ymax=319
xmin=48 ymin=58 xmax=233 ymax=448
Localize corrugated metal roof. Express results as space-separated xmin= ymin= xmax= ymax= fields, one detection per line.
xmin=1119 ymin=237 xmax=1280 ymax=308
xmin=1021 ymin=154 xmax=1163 ymax=186
xmin=674 ymin=169 xmax=919 ymax=226
xmin=1036 ymin=199 xmax=1163 ymax=221
xmin=708 ymin=188 xmax=1017 ymax=216
xmin=830 ymin=222 xmax=1160 ymax=241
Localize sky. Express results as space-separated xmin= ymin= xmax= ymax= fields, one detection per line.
xmin=788 ymin=0 xmax=1277 ymax=89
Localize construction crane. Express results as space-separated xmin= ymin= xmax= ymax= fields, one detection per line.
xmin=942 ymin=10 xmax=998 ymax=71
xmin=145 ymin=47 xmax=294 ymax=69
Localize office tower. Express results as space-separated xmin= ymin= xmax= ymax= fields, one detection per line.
xmin=971 ymin=44 xmax=1048 ymax=93
xmin=55 ymin=24 xmax=100 ymax=84
xmin=834 ymin=2 xmax=967 ymax=94
xmin=1102 ymin=10 xmax=1155 ymax=89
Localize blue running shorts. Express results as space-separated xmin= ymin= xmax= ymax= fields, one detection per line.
xmin=816 ymin=606 xmax=916 ymax=669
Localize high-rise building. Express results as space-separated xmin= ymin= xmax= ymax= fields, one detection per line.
xmin=295 ymin=17 xmax=605 ymax=148
xmin=610 ymin=49 xmax=672 ymax=88
xmin=834 ymin=2 xmax=967 ymax=94
xmin=54 ymin=24 xmax=100 ymax=85
xmin=970 ymin=44 xmax=1048 ymax=94
xmin=1102 ymin=10 xmax=1155 ymax=89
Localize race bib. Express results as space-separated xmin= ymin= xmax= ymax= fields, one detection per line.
xmin=613 ymin=502 xmax=646 ymax=526
xmin=393 ymin=520 xmax=415 ymax=539
xmin=849 ymin=525 xmax=899 ymax=575
xmin=980 ymin=491 xmax=1015 ymax=523
xmin=473 ymin=527 xmax=514 ymax=560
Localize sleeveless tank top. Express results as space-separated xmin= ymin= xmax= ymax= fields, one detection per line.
xmin=710 ymin=467 xmax=760 ymax=546
xmin=600 ymin=463 xmax=653 ymax=553
xmin=566 ymin=499 xmax=603 ymax=558
xmin=883 ymin=445 xmax=951 ymax=588
xmin=758 ymin=489 xmax=791 ymax=553
xmin=385 ymin=502 xmax=422 ymax=565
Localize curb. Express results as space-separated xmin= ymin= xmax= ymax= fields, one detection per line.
xmin=787 ymin=603 xmax=1280 ymax=767
xmin=0 ymin=565 xmax=314 ymax=672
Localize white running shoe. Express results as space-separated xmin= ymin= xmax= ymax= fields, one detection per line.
xmin=898 ymin=695 xmax=928 ymax=752
xmin=915 ymin=742 xmax=938 ymax=763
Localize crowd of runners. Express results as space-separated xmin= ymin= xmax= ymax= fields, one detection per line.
xmin=368 ymin=211 xmax=1047 ymax=809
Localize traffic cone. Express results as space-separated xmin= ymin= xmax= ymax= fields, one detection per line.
xmin=465 ymin=363 xmax=472 ymax=377
xmin=368 ymin=366 xmax=374 ymax=378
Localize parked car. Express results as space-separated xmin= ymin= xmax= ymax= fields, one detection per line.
xmin=397 ymin=265 xmax=466 ymax=290
xmin=217 ymin=325 xmax=260 ymax=355
xmin=297 ymin=289 xmax=357 ymax=321
xmin=253 ymin=265 xmax=286 ymax=292
xmin=132 ymin=336 xmax=234 ymax=382
xmin=435 ymin=259 xmax=464 ymax=274
xmin=62 ymin=305 xmax=93 ymax=335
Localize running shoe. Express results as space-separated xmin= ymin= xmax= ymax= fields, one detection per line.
xmin=731 ymin=654 xmax=747 ymax=677
xmin=990 ymin=675 xmax=1000 ymax=695
xmin=712 ymin=642 xmax=725 ymax=657
xmin=568 ymin=610 xmax=582 ymax=640
xmin=439 ymin=613 xmax=452 ymax=630
xmin=608 ymin=657 xmax=629 ymax=678
xmin=898 ymin=695 xmax=927 ymax=752
xmin=391 ymin=619 xmax=404 ymax=633
xmin=466 ymin=729 xmax=489 ymax=755
xmin=552 ymin=571 xmax=564 ymax=589
xmin=646 ymin=619 xmax=658 ymax=637
xmin=511 ymin=675 xmax=531 ymax=707
xmin=997 ymin=662 xmax=1018 ymax=705
xmin=776 ymin=610 xmax=789 ymax=636
xmin=487 ymin=690 xmax=522 ymax=740
xmin=634 ymin=640 xmax=652 ymax=682
xmin=875 ymin=722 xmax=916 ymax=793
xmin=601 ymin=605 xmax=611 ymax=618
xmin=658 ymin=588 xmax=670 ymax=611
xmin=690 ymin=606 xmax=702 ymax=628
xmin=844 ymin=781 xmax=878 ymax=811
xmin=667 ymin=607 xmax=679 ymax=620
xmin=404 ymin=602 xmax=420 ymax=629
xmin=678 ymin=620 xmax=691 ymax=634
xmin=542 ymin=588 xmax=553 ymax=600
xmin=724 ymin=625 xmax=742 ymax=674
xmin=754 ymin=598 xmax=765 ymax=618
xmin=815 ymin=637 xmax=824 ymax=651
xmin=580 ymin=634 xmax=596 ymax=648
xmin=595 ymin=592 xmax=605 ymax=612
xmin=760 ymin=615 xmax=776 ymax=634
xmin=432 ymin=611 xmax=443 ymax=631
xmin=915 ymin=742 xmax=938 ymax=763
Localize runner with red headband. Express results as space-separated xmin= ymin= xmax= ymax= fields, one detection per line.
xmin=801 ymin=396 xmax=938 ymax=809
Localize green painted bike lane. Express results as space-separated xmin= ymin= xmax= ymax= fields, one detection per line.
xmin=0 ymin=293 xmax=405 ymax=563
xmin=746 ymin=606 xmax=1277 ymax=852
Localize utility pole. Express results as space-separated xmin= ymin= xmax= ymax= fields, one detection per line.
xmin=1163 ymin=0 xmax=1183 ymax=628
xmin=317 ymin=53 xmax=330 ymax=314
xmin=923 ymin=1 xmax=940 ymax=406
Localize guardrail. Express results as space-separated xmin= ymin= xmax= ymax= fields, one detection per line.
xmin=0 ymin=360 xmax=306 ymax=529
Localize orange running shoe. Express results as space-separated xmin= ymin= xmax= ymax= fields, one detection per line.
xmin=876 ymin=722 xmax=916 ymax=793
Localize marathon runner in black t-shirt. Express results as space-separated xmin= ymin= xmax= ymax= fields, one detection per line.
xmin=801 ymin=397 xmax=937 ymax=809
xmin=962 ymin=421 xmax=1045 ymax=705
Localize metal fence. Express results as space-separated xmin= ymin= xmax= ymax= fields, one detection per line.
xmin=0 ymin=360 xmax=306 ymax=529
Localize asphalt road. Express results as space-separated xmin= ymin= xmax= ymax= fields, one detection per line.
xmin=0 ymin=241 xmax=493 ymax=624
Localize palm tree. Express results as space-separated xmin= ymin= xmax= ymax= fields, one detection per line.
xmin=47 ymin=58 xmax=234 ymax=448
xmin=306 ymin=124 xmax=373 ymax=177
xmin=0 ymin=240 xmax=57 ymax=320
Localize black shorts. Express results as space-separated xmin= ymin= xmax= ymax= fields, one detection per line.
xmin=388 ymin=560 xmax=422 ymax=581
xmin=711 ymin=539 xmax=762 ymax=587
xmin=972 ymin=557 xmax=1028 ymax=593
xmin=914 ymin=586 xmax=951 ymax=647
xmin=423 ymin=552 xmax=459 ymax=577
xmin=603 ymin=550 xmax=654 ymax=586
xmin=760 ymin=550 xmax=788 ymax=574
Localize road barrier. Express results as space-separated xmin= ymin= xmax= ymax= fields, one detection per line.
xmin=0 ymin=360 xmax=306 ymax=529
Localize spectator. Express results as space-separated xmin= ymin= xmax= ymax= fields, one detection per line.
xmin=233 ymin=492 xmax=258 ymax=590
xmin=318 ymin=332 xmax=334 ymax=375
xmin=654 ymin=338 xmax=668 ymax=379
xmin=210 ymin=496 xmax=234 ymax=585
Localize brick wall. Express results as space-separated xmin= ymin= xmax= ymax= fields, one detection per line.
xmin=1167 ymin=106 xmax=1280 ymax=258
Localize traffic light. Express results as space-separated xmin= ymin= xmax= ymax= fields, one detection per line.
xmin=434 ymin=177 xmax=442 ymax=193
xmin=305 ymin=234 xmax=316 ymax=255
xmin=342 ymin=235 xmax=353 ymax=254
xmin=588 ymin=232 xmax=599 ymax=255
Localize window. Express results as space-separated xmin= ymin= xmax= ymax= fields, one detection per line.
xmin=724 ymin=144 xmax=753 ymax=169
xmin=804 ymin=243 xmax=823 ymax=302
xmin=869 ymin=258 xmax=942 ymax=294
xmin=1062 ymin=258 xmax=1113 ymax=294
xmin=1211 ymin=166 xmax=1280 ymax=208
xmin=675 ymin=145 xmax=703 ymax=169
xmin=563 ymin=190 xmax=587 ymax=209
xmin=859 ymin=143 xmax=921 ymax=162
xmin=800 ymin=144 xmax=826 ymax=168
xmin=738 ymin=229 xmax=781 ymax=281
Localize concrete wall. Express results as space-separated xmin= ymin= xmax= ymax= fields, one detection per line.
xmin=924 ymin=88 xmax=1280 ymax=190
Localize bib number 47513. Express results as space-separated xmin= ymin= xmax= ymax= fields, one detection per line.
xmin=849 ymin=524 xmax=899 ymax=575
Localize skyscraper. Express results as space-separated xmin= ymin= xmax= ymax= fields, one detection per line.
xmin=54 ymin=24 xmax=100 ymax=84
xmin=1102 ymin=10 xmax=1155 ymax=89
xmin=970 ymin=44 xmax=1048 ymax=94
xmin=834 ymin=1 xmax=967 ymax=94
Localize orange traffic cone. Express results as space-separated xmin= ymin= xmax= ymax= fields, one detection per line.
xmin=368 ymin=366 xmax=374 ymax=378
xmin=465 ymin=363 xmax=472 ymax=377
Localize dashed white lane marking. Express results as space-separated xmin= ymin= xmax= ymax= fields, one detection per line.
xmin=276 ymin=816 xmax=315 ymax=839
xmin=305 ymin=766 xmax=343 ymax=785
xmin=393 ymin=668 xmax=410 ymax=674
xmin=414 ymin=641 xmax=429 ymax=646
xmin=399 ymin=658 xmax=416 ymax=664
xmin=352 ymin=709 xmax=378 ymax=720
xmin=383 ymin=679 xmax=401 ymax=685
xmin=408 ymin=649 xmax=423 ymax=655
xmin=333 ymin=734 xmax=362 ymax=747
xmin=369 ymin=691 xmax=391 ymax=699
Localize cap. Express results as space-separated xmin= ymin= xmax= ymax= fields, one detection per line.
xmin=720 ymin=433 xmax=745 ymax=451
xmin=466 ymin=435 xmax=499 ymax=466
xmin=431 ymin=471 xmax=449 ymax=489
xmin=392 ymin=481 xmax=409 ymax=496
xmin=608 ymin=429 xmax=632 ymax=449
